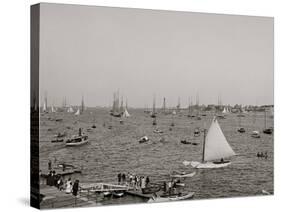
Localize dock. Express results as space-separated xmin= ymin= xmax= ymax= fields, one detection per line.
xmin=40 ymin=185 xmax=101 ymax=209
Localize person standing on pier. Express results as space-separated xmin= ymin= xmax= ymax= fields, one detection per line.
xmin=117 ymin=173 xmax=121 ymax=184
xmin=168 ymin=181 xmax=172 ymax=195
xmin=72 ymin=180 xmax=79 ymax=196
xmin=48 ymin=160 xmax=52 ymax=171
xmin=146 ymin=176 xmax=150 ymax=186
xmin=65 ymin=178 xmax=72 ymax=194
xmin=141 ymin=177 xmax=146 ymax=193
xmin=122 ymin=173 xmax=126 ymax=184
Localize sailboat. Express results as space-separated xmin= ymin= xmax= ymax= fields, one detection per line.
xmin=237 ymin=113 xmax=246 ymax=133
xmin=263 ymin=109 xmax=273 ymax=134
xmin=51 ymin=105 xmax=57 ymax=113
xmin=110 ymin=92 xmax=122 ymax=117
xmin=67 ymin=106 xmax=74 ymax=113
xmin=43 ymin=101 xmax=47 ymax=113
xmin=222 ymin=107 xmax=227 ymax=114
xmin=122 ymin=108 xmax=130 ymax=118
xmin=75 ymin=108 xmax=80 ymax=116
xmin=184 ymin=117 xmax=236 ymax=169
xmin=151 ymin=96 xmax=157 ymax=118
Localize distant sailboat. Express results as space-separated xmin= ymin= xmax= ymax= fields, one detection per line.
xmin=122 ymin=108 xmax=130 ymax=118
xmin=222 ymin=107 xmax=227 ymax=114
xmin=67 ymin=106 xmax=74 ymax=113
xmin=151 ymin=96 xmax=157 ymax=118
xmin=43 ymin=101 xmax=47 ymax=112
xmin=110 ymin=91 xmax=122 ymax=117
xmin=184 ymin=117 xmax=236 ymax=168
xmin=75 ymin=108 xmax=80 ymax=116
xmin=263 ymin=109 xmax=273 ymax=134
xmin=51 ymin=106 xmax=56 ymax=113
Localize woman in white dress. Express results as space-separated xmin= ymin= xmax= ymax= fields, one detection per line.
xmin=65 ymin=178 xmax=72 ymax=194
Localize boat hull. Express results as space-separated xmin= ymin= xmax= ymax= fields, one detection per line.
xmin=65 ymin=139 xmax=88 ymax=147
xmin=148 ymin=192 xmax=195 ymax=203
xmin=183 ymin=161 xmax=231 ymax=169
xmin=171 ymin=171 xmax=196 ymax=178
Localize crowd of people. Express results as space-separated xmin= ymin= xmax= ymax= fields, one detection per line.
xmin=257 ymin=151 xmax=268 ymax=159
xmin=117 ymin=172 xmax=150 ymax=191
xmin=42 ymin=160 xmax=80 ymax=197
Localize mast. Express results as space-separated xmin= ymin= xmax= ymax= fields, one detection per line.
xmin=264 ymin=109 xmax=267 ymax=129
xmin=162 ymin=97 xmax=166 ymax=113
xmin=202 ymin=129 xmax=206 ymax=163
xmin=81 ymin=95 xmax=84 ymax=113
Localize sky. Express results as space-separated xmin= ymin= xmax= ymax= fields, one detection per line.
xmin=39 ymin=3 xmax=274 ymax=108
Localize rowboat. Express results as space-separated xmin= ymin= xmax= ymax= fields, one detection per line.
xmin=170 ymin=171 xmax=196 ymax=178
xmin=112 ymin=191 xmax=124 ymax=198
xmin=148 ymin=192 xmax=195 ymax=203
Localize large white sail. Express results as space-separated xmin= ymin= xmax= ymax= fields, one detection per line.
xmin=204 ymin=118 xmax=235 ymax=161
xmin=222 ymin=107 xmax=227 ymax=114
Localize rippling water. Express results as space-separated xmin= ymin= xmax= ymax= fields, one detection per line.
xmin=39 ymin=108 xmax=273 ymax=204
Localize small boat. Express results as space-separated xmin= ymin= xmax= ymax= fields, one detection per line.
xmin=194 ymin=128 xmax=200 ymax=137
xmin=191 ymin=142 xmax=199 ymax=146
xmin=216 ymin=115 xmax=225 ymax=119
xmin=51 ymin=139 xmax=64 ymax=143
xmin=148 ymin=192 xmax=195 ymax=203
xmin=263 ymin=110 xmax=273 ymax=135
xmin=65 ymin=135 xmax=88 ymax=147
xmin=251 ymin=131 xmax=261 ymax=138
xmin=153 ymin=129 xmax=163 ymax=134
xmin=103 ymin=191 xmax=112 ymax=197
xmin=152 ymin=117 xmax=157 ymax=125
xmin=175 ymin=183 xmax=185 ymax=187
xmin=139 ymin=136 xmax=149 ymax=143
xmin=56 ymin=132 xmax=66 ymax=138
xmin=112 ymin=191 xmax=124 ymax=198
xmin=237 ymin=127 xmax=246 ymax=133
xmin=262 ymin=190 xmax=271 ymax=195
xmin=142 ymin=185 xmax=161 ymax=194
xmin=181 ymin=139 xmax=191 ymax=145
xmin=171 ymin=171 xmax=196 ymax=178
xmin=263 ymin=128 xmax=273 ymax=135
xmin=91 ymin=124 xmax=96 ymax=128
xmin=237 ymin=114 xmax=245 ymax=117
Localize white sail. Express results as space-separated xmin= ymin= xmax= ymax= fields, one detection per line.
xmin=67 ymin=107 xmax=74 ymax=113
xmin=75 ymin=108 xmax=80 ymax=115
xmin=43 ymin=101 xmax=47 ymax=112
xmin=172 ymin=110 xmax=177 ymax=115
xmin=122 ymin=108 xmax=130 ymax=117
xmin=204 ymin=117 xmax=235 ymax=161
xmin=51 ymin=106 xmax=56 ymax=113
xmin=222 ymin=107 xmax=227 ymax=114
